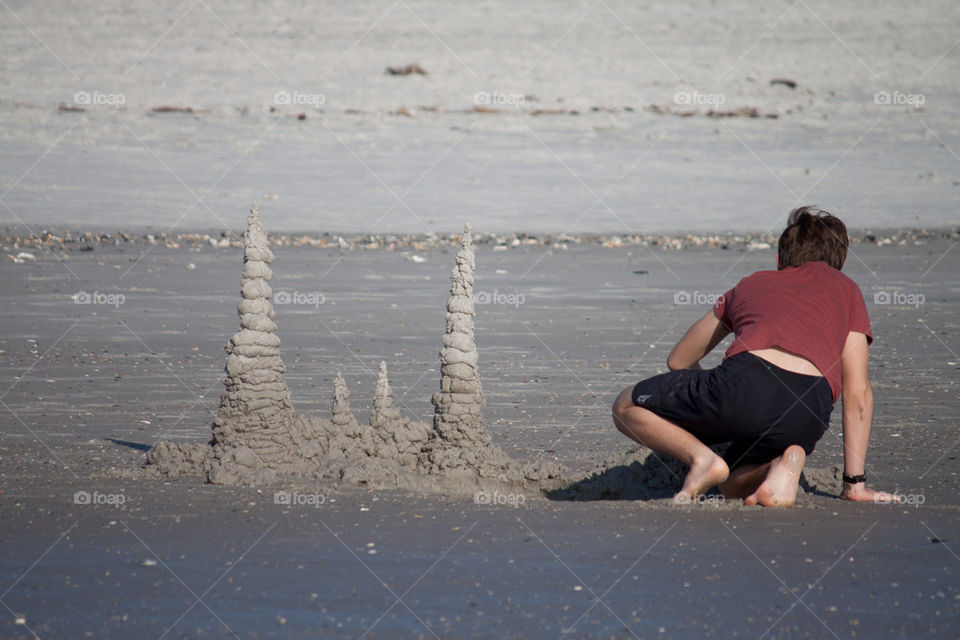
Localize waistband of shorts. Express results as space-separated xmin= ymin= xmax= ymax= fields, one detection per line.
xmin=726 ymin=351 xmax=830 ymax=389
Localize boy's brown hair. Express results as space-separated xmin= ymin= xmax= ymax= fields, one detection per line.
xmin=777 ymin=205 xmax=849 ymax=270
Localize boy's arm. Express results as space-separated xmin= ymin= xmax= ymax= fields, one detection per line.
xmin=839 ymin=331 xmax=895 ymax=502
xmin=667 ymin=310 xmax=730 ymax=371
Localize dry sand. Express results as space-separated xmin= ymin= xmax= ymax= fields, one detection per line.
xmin=2 ymin=0 xmax=959 ymax=233
xmin=0 ymin=232 xmax=957 ymax=637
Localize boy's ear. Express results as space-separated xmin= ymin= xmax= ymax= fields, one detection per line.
xmin=776 ymin=253 xmax=780 ymax=269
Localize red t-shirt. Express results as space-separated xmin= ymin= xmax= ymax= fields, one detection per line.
xmin=713 ymin=261 xmax=872 ymax=402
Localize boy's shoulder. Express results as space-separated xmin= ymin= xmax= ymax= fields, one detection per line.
xmin=801 ymin=261 xmax=863 ymax=290
xmin=737 ymin=261 xmax=862 ymax=292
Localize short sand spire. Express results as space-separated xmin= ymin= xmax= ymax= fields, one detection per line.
xmin=430 ymin=223 xmax=490 ymax=447
xmin=331 ymin=371 xmax=360 ymax=435
xmin=371 ymin=361 xmax=402 ymax=428
xmin=208 ymin=203 xmax=298 ymax=481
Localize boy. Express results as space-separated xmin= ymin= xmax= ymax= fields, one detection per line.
xmin=612 ymin=206 xmax=895 ymax=506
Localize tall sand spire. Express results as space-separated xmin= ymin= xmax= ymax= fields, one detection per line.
xmin=431 ymin=222 xmax=489 ymax=447
xmin=208 ymin=203 xmax=298 ymax=480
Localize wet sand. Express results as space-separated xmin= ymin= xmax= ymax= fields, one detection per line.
xmin=1 ymin=237 xmax=957 ymax=637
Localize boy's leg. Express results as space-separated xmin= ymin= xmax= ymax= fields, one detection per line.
xmin=612 ymin=387 xmax=729 ymax=501
xmin=743 ymin=445 xmax=806 ymax=507
xmin=718 ymin=462 xmax=771 ymax=499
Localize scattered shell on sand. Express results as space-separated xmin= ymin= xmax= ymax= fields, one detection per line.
xmin=5 ymin=227 xmax=954 ymax=255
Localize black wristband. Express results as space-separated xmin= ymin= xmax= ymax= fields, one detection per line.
xmin=843 ymin=473 xmax=867 ymax=484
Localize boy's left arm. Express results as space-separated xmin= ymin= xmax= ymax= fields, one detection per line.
xmin=667 ymin=310 xmax=731 ymax=370
xmin=839 ymin=331 xmax=896 ymax=503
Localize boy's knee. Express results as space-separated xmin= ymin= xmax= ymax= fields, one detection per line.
xmin=612 ymin=388 xmax=635 ymax=432
xmin=612 ymin=388 xmax=632 ymax=417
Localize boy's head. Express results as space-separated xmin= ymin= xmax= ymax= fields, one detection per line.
xmin=777 ymin=206 xmax=848 ymax=270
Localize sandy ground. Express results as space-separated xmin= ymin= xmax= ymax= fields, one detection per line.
xmin=2 ymin=0 xmax=959 ymax=636
xmin=2 ymin=0 xmax=959 ymax=233
xmin=0 ymin=237 xmax=957 ymax=638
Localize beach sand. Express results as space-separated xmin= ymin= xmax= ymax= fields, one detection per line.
xmin=2 ymin=0 xmax=959 ymax=234
xmin=2 ymin=0 xmax=959 ymax=635
xmin=0 ymin=236 xmax=957 ymax=637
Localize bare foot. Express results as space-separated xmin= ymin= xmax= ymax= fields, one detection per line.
xmin=744 ymin=445 xmax=806 ymax=507
xmin=841 ymin=483 xmax=898 ymax=503
xmin=674 ymin=453 xmax=729 ymax=503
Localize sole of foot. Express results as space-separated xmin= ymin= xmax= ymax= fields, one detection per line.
xmin=744 ymin=445 xmax=806 ymax=507
xmin=674 ymin=454 xmax=729 ymax=503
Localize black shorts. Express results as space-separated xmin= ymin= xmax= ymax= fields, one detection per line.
xmin=631 ymin=352 xmax=833 ymax=469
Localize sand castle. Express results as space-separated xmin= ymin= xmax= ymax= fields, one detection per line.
xmin=147 ymin=205 xmax=561 ymax=491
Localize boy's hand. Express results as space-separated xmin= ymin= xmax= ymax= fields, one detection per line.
xmin=666 ymin=311 xmax=729 ymax=371
xmin=841 ymin=483 xmax=897 ymax=503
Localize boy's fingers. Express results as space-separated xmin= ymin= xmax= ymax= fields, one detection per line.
xmin=867 ymin=489 xmax=898 ymax=503
xmin=841 ymin=486 xmax=896 ymax=503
